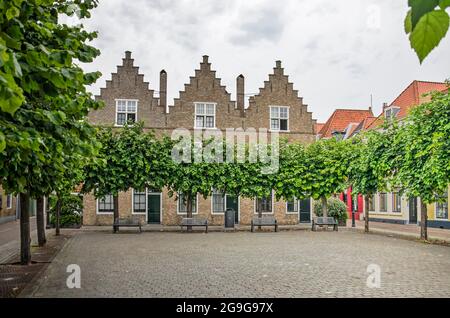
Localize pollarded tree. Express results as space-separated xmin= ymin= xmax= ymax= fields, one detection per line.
xmin=395 ymin=88 xmax=450 ymax=240
xmin=82 ymin=124 xmax=171 ymax=231
xmin=0 ymin=0 xmax=102 ymax=264
xmin=305 ymin=138 xmax=351 ymax=218
xmin=274 ymin=142 xmax=310 ymax=203
xmin=347 ymin=130 xmax=397 ymax=233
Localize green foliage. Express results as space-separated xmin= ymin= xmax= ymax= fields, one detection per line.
xmin=313 ymin=197 xmax=348 ymax=223
xmin=82 ymin=123 xmax=172 ymax=198
xmin=49 ymin=194 xmax=83 ymax=227
xmin=405 ymin=0 xmax=450 ymax=63
xmin=395 ymin=89 xmax=450 ymax=204
xmin=0 ymin=0 xmax=102 ymax=199
xmin=304 ymin=138 xmax=351 ymax=201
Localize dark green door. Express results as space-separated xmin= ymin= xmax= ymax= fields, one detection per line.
xmin=299 ymin=198 xmax=311 ymax=223
xmin=226 ymin=195 xmax=239 ymax=223
xmin=147 ymin=194 xmax=161 ymax=224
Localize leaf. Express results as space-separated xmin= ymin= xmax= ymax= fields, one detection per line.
xmin=439 ymin=0 xmax=450 ymax=9
xmin=409 ymin=0 xmax=440 ymax=29
xmin=6 ymin=6 xmax=20 ymax=21
xmin=0 ymin=131 xmax=5 ymax=152
xmin=410 ymin=10 xmax=450 ymax=63
xmin=405 ymin=10 xmax=412 ymax=34
xmin=12 ymin=53 xmax=22 ymax=77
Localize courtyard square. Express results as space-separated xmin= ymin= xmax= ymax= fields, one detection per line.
xmin=23 ymin=230 xmax=450 ymax=298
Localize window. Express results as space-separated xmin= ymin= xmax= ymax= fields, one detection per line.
xmin=286 ymin=199 xmax=298 ymax=213
xmin=384 ymin=106 xmax=400 ymax=120
xmin=133 ymin=189 xmax=146 ymax=213
xmin=195 ymin=103 xmax=216 ymax=128
xmin=255 ymin=193 xmax=273 ymax=214
xmin=116 ymin=99 xmax=138 ymax=126
xmin=392 ymin=192 xmax=401 ymax=213
xmin=436 ymin=192 xmax=448 ymax=220
xmin=212 ymin=190 xmax=225 ymax=213
xmin=6 ymin=194 xmax=12 ymax=209
xmin=178 ymin=193 xmax=197 ymax=214
xmin=270 ymin=106 xmax=289 ymax=131
xmin=379 ymin=193 xmax=387 ymax=212
xmin=98 ymin=195 xmax=114 ymax=213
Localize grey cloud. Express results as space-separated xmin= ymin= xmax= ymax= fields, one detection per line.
xmin=229 ymin=9 xmax=284 ymax=46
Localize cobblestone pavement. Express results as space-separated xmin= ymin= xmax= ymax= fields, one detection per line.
xmin=24 ymin=230 xmax=450 ymax=298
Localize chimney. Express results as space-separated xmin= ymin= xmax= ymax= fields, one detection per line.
xmin=159 ymin=70 xmax=167 ymax=109
xmin=237 ymin=74 xmax=245 ymax=117
xmin=382 ymin=102 xmax=388 ymax=110
xmin=125 ymin=51 xmax=132 ymax=59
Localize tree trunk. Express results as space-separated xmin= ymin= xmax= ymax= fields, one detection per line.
xmin=364 ymin=195 xmax=370 ymax=233
xmin=55 ymin=198 xmax=61 ymax=236
xmin=45 ymin=196 xmax=51 ymax=229
xmin=113 ymin=195 xmax=119 ymax=233
xmin=36 ymin=197 xmax=46 ymax=246
xmin=420 ymin=200 xmax=428 ymax=241
xmin=321 ymin=196 xmax=328 ymax=218
xmin=187 ymin=194 xmax=193 ymax=232
xmin=20 ymin=193 xmax=31 ymax=265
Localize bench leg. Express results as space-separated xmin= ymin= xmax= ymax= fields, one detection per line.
xmin=275 ymin=224 xmax=278 ymax=232
xmin=139 ymin=225 xmax=142 ymax=233
xmin=205 ymin=224 xmax=208 ymax=233
xmin=251 ymin=223 xmax=254 ymax=233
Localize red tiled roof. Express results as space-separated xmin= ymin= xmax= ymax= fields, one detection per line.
xmin=314 ymin=123 xmax=325 ymax=134
xmin=348 ymin=116 xmax=377 ymax=138
xmin=318 ymin=109 xmax=374 ymax=138
xmin=366 ymin=80 xmax=448 ymax=129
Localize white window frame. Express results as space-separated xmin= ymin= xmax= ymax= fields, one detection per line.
xmin=132 ymin=189 xmax=147 ymax=215
xmin=176 ymin=193 xmax=199 ymax=215
xmin=286 ymin=198 xmax=299 ymax=214
xmin=194 ymin=102 xmax=216 ymax=129
xmin=115 ymin=99 xmax=138 ymax=127
xmin=384 ymin=106 xmax=400 ymax=120
xmin=269 ymin=105 xmax=290 ymax=132
xmin=435 ymin=192 xmax=448 ymax=220
xmin=6 ymin=194 xmax=12 ymax=209
xmin=254 ymin=191 xmax=275 ymax=215
xmin=96 ymin=194 xmax=114 ymax=215
xmin=210 ymin=190 xmax=240 ymax=216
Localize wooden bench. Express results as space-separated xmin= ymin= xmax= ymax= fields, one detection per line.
xmin=251 ymin=216 xmax=278 ymax=232
xmin=113 ymin=217 xmax=142 ymax=233
xmin=312 ymin=217 xmax=338 ymax=231
xmin=180 ymin=218 xmax=208 ymax=233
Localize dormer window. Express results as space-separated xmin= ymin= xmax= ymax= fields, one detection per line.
xmin=116 ymin=99 xmax=138 ymax=126
xmin=194 ymin=102 xmax=216 ymax=129
xmin=384 ymin=106 xmax=400 ymax=120
xmin=270 ymin=106 xmax=289 ymax=131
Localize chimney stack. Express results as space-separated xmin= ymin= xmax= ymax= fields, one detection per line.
xmin=237 ymin=74 xmax=245 ymax=117
xmin=125 ymin=51 xmax=132 ymax=59
xmin=160 ymin=70 xmax=167 ymax=109
xmin=382 ymin=102 xmax=388 ymax=110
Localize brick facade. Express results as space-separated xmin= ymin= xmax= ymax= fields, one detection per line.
xmin=84 ymin=51 xmax=317 ymax=226
xmin=0 ymin=186 xmax=17 ymax=224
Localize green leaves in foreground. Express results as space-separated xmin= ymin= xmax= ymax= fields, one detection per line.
xmin=405 ymin=1 xmax=450 ymax=63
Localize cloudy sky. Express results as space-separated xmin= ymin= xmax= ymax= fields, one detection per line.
xmin=78 ymin=0 xmax=450 ymax=122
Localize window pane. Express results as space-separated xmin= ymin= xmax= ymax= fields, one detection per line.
xmin=213 ymin=192 xmax=225 ymax=212
xmin=280 ymin=119 xmax=288 ymax=131
xmin=205 ymin=116 xmax=214 ymax=128
xmin=99 ymin=195 xmax=114 ymax=212
xmin=117 ymin=100 xmax=126 ymax=112
xmin=117 ymin=113 xmax=126 ymax=125
xmin=178 ymin=193 xmax=197 ymax=213
xmin=271 ymin=119 xmax=279 ymax=130
xmin=279 ymin=107 xmax=288 ymax=119
xmin=196 ymin=103 xmax=205 ymax=115
xmin=196 ymin=116 xmax=204 ymax=128
xmin=127 ymin=113 xmax=136 ymax=123
xmin=256 ymin=195 xmax=272 ymax=213
xmin=134 ymin=191 xmax=146 ymax=213
xmin=436 ymin=192 xmax=448 ymax=219
xmin=127 ymin=100 xmax=137 ymax=112
xmin=380 ymin=193 xmax=387 ymax=212
xmin=287 ymin=200 xmax=298 ymax=212
xmin=206 ymin=104 xmax=215 ymax=115
xmin=393 ymin=192 xmax=401 ymax=212
xmin=271 ymin=107 xmax=279 ymax=118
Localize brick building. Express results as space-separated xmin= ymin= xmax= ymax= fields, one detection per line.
xmin=83 ymin=51 xmax=317 ymax=226
xmin=0 ymin=186 xmax=17 ymax=224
